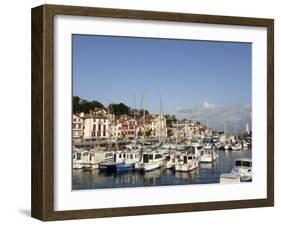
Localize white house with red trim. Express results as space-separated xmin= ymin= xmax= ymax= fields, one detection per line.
xmin=83 ymin=114 xmax=110 ymax=140
xmin=116 ymin=115 xmax=138 ymax=139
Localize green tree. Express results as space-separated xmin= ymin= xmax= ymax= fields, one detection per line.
xmin=109 ymin=103 xmax=130 ymax=116
xmin=72 ymin=96 xmax=105 ymax=113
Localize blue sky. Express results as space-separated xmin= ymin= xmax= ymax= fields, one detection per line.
xmin=72 ymin=34 xmax=252 ymax=117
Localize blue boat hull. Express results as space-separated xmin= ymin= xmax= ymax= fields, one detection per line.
xmin=115 ymin=163 xmax=134 ymax=172
xmin=99 ymin=163 xmax=115 ymax=171
xmin=99 ymin=163 xmax=134 ymax=172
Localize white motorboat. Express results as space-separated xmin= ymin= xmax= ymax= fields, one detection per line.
xmin=113 ymin=150 xmax=126 ymax=164
xmin=73 ymin=149 xmax=88 ymax=169
xmin=175 ymin=153 xmax=199 ymax=172
xmin=99 ymin=150 xmax=127 ymax=171
xmin=135 ymin=151 xmax=164 ymax=172
xmin=232 ymin=143 xmax=242 ymax=151
xmin=200 ymin=148 xmax=218 ymax=163
xmin=86 ymin=149 xmax=114 ymax=170
xmin=124 ymin=149 xmax=141 ymax=165
xmin=73 ymin=148 xmax=114 ymax=170
xmin=231 ymin=158 xmax=252 ymax=181
xmin=186 ymin=143 xmax=203 ymax=157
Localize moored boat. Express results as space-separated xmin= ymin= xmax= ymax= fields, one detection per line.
xmin=232 ymin=143 xmax=242 ymax=151
xmin=220 ymin=158 xmax=252 ymax=183
xmin=135 ymin=151 xmax=164 ymax=172
xmin=199 ymin=148 xmax=218 ymax=163
xmin=73 ymin=148 xmax=114 ymax=170
xmin=99 ymin=150 xmax=126 ymax=172
xmin=175 ymin=152 xmax=199 ymax=172
xmin=231 ymin=158 xmax=252 ymax=181
xmin=113 ymin=150 xmax=141 ymax=172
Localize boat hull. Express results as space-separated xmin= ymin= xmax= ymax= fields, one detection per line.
xmin=175 ymin=163 xmax=198 ymax=172
xmin=135 ymin=162 xmax=162 ymax=172
xmin=200 ymin=155 xmax=213 ymax=163
xmin=115 ymin=163 xmax=135 ymax=172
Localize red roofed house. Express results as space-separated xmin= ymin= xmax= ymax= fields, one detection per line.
xmin=117 ymin=115 xmax=137 ymax=139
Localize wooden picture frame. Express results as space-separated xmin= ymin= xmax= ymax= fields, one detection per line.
xmin=31 ymin=4 xmax=274 ymax=221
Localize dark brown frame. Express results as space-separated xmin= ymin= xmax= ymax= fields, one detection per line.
xmin=31 ymin=4 xmax=274 ymax=221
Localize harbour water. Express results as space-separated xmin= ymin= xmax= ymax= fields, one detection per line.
xmin=72 ymin=149 xmax=251 ymax=190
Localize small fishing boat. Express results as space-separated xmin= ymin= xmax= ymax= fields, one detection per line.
xmin=230 ymin=158 xmax=252 ymax=181
xmin=99 ymin=150 xmax=126 ymax=171
xmin=232 ymin=143 xmax=242 ymax=151
xmin=73 ymin=149 xmax=88 ymax=169
xmin=199 ymin=148 xmax=217 ymax=163
xmin=135 ymin=151 xmax=164 ymax=172
xmin=175 ymin=152 xmax=199 ymax=172
xmin=73 ymin=148 xmax=114 ymax=170
xmin=186 ymin=142 xmax=203 ymax=156
xmin=113 ymin=150 xmax=141 ymax=172
xmin=220 ymin=158 xmax=252 ymax=183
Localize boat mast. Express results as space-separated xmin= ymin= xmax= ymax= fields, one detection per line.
xmin=90 ymin=109 xmax=93 ymax=150
xmin=159 ymin=94 xmax=163 ymax=142
xmin=176 ymin=96 xmax=179 ymax=144
xmin=206 ymin=113 xmax=209 ymax=129
xmin=142 ymin=90 xmax=146 ymax=148
xmin=234 ymin=120 xmax=237 ymax=141
xmin=224 ymin=117 xmax=227 ymax=135
xmin=133 ymin=94 xmax=136 ymax=149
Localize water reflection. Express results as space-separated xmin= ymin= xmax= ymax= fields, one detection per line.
xmin=72 ymin=150 xmax=252 ymax=190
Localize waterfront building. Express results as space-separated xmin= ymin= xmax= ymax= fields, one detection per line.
xmin=73 ymin=113 xmax=84 ymax=140
xmin=83 ymin=114 xmax=110 ymax=140
xmin=150 ymin=114 xmax=167 ymax=139
xmin=117 ymin=115 xmax=138 ymax=139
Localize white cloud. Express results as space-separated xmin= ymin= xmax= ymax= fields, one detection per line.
xmin=203 ymin=101 xmax=215 ymax=108
xmin=177 ymin=103 xmax=252 ymax=133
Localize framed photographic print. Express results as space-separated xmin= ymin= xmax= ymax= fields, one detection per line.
xmin=31 ymin=4 xmax=274 ymax=221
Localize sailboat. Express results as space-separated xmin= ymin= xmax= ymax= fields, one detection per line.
xmin=135 ymin=93 xmax=166 ymax=172
xmin=231 ymin=120 xmax=242 ymax=151
xmin=110 ymin=95 xmax=141 ymax=172
xmin=175 ymin=152 xmax=199 ymax=172
xmin=174 ymin=142 xmax=201 ymax=172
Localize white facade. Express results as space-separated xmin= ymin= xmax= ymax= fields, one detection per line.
xmin=72 ymin=113 xmax=84 ymax=139
xmin=83 ymin=116 xmax=109 ymax=139
xmin=151 ymin=114 xmax=167 ymax=139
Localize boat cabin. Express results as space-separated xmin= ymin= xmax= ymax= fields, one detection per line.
xmin=142 ymin=153 xmax=163 ymax=163
xmin=234 ymin=159 xmax=252 ymax=168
